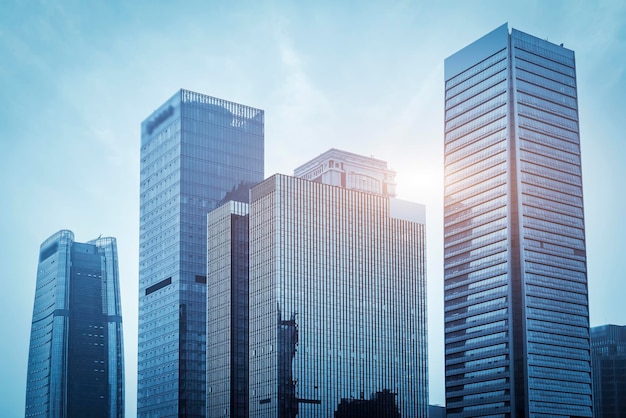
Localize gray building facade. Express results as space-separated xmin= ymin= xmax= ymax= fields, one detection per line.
xmin=444 ymin=24 xmax=592 ymax=417
xmin=138 ymin=90 xmax=263 ymax=417
xmin=25 ymin=230 xmax=124 ymax=418
xmin=247 ymin=150 xmax=428 ymax=417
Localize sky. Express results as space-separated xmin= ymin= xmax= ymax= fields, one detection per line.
xmin=1 ymin=0 xmax=625 ymax=415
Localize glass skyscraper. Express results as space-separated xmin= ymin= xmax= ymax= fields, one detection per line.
xmin=247 ymin=150 xmax=428 ymax=417
xmin=444 ymin=24 xmax=591 ymax=417
xmin=138 ymin=89 xmax=264 ymax=417
xmin=25 ymin=230 xmax=124 ymax=418
xmin=206 ymin=200 xmax=251 ymax=418
xmin=590 ymin=324 xmax=626 ymax=417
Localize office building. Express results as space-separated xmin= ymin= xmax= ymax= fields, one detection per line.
xmin=293 ymin=148 xmax=397 ymax=197
xmin=25 ymin=230 xmax=124 ymax=418
xmin=444 ymin=24 xmax=592 ymax=417
xmin=206 ymin=200 xmax=251 ymax=418
xmin=591 ymin=324 xmax=626 ymax=417
xmin=138 ymin=90 xmax=264 ymax=417
xmin=247 ymin=150 xmax=428 ymax=417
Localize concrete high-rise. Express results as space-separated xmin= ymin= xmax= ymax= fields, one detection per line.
xmin=591 ymin=324 xmax=626 ymax=418
xmin=247 ymin=150 xmax=428 ymax=417
xmin=25 ymin=230 xmax=124 ymax=418
xmin=138 ymin=90 xmax=264 ymax=417
xmin=444 ymin=24 xmax=591 ymax=417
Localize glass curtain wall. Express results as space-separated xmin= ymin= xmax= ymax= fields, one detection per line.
xmin=248 ymin=174 xmax=428 ymax=417
xmin=138 ymin=90 xmax=263 ymax=417
xmin=444 ymin=24 xmax=592 ymax=417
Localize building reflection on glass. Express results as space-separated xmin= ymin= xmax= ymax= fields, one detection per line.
xmin=334 ymin=389 xmax=400 ymax=418
xmin=278 ymin=308 xmax=300 ymax=418
xmin=248 ymin=150 xmax=428 ymax=417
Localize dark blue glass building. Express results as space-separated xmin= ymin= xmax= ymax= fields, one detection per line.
xmin=137 ymin=90 xmax=264 ymax=417
xmin=444 ymin=24 xmax=591 ymax=417
xmin=25 ymin=230 xmax=124 ymax=418
xmin=591 ymin=324 xmax=626 ymax=418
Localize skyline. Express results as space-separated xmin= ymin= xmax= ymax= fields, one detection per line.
xmin=1 ymin=1 xmax=625 ymax=416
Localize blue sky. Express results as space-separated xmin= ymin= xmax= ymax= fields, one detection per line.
xmin=1 ymin=0 xmax=625 ymax=415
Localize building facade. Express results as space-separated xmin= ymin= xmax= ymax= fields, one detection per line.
xmin=429 ymin=405 xmax=447 ymax=418
xmin=293 ymin=148 xmax=397 ymax=197
xmin=444 ymin=24 xmax=592 ymax=417
xmin=138 ymin=90 xmax=264 ymax=417
xmin=247 ymin=150 xmax=428 ymax=417
xmin=206 ymin=201 xmax=251 ymax=417
xmin=25 ymin=230 xmax=124 ymax=418
xmin=591 ymin=324 xmax=626 ymax=418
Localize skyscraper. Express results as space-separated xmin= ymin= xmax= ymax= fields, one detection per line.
xmin=247 ymin=150 xmax=429 ymax=417
xmin=590 ymin=324 xmax=626 ymax=418
xmin=444 ymin=24 xmax=591 ymax=417
xmin=25 ymin=230 xmax=124 ymax=418
xmin=138 ymin=89 xmax=264 ymax=417
xmin=206 ymin=200 xmax=251 ymax=418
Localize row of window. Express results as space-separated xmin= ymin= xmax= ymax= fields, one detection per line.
xmin=525 ymin=273 xmax=587 ymax=295
xmin=517 ymin=91 xmax=578 ymax=120
xmin=445 ymin=251 xmax=508 ymax=279
xmin=446 ymin=87 xmax=507 ymax=131
xmin=445 ymin=48 xmax=507 ymax=90
xmin=445 ymin=123 xmax=506 ymax=160
xmin=446 ymin=104 xmax=507 ymax=143
xmin=515 ymin=56 xmax=576 ymax=87
xmin=514 ymin=47 xmax=575 ymax=78
xmin=446 ymin=153 xmax=506 ymax=191
xmin=446 ymin=139 xmax=506 ymax=180
xmin=446 ymin=188 xmax=507 ymax=224
xmin=446 ymin=57 xmax=507 ymax=99
xmin=446 ymin=208 xmax=506 ymax=243
xmin=445 ymin=173 xmax=507 ymax=208
xmin=516 ymin=68 xmax=577 ymax=98
xmin=520 ymin=148 xmax=581 ymax=178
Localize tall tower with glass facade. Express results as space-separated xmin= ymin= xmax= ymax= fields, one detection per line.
xmin=444 ymin=24 xmax=591 ymax=417
xmin=25 ymin=230 xmax=124 ymax=418
xmin=247 ymin=150 xmax=429 ymax=417
xmin=138 ymin=90 xmax=264 ymax=417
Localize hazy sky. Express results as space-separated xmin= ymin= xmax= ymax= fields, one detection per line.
xmin=1 ymin=1 xmax=625 ymax=415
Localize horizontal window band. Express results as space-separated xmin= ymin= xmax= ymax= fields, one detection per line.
xmin=145 ymin=277 xmax=172 ymax=295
